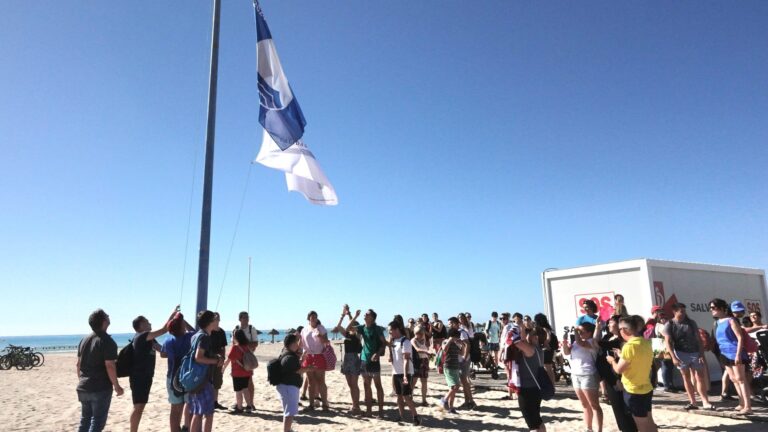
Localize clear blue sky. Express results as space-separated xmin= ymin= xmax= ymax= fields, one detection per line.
xmin=1 ymin=1 xmax=766 ymax=336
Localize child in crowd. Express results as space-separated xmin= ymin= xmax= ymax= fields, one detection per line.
xmin=439 ymin=328 xmax=464 ymax=413
xmin=222 ymin=329 xmax=255 ymax=414
xmin=388 ymin=322 xmax=421 ymax=425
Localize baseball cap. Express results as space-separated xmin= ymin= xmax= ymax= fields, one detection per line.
xmin=651 ymin=305 xmax=663 ymax=314
xmin=730 ymin=301 xmax=746 ymax=313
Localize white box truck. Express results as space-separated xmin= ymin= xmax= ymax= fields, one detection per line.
xmin=541 ymin=259 xmax=768 ymax=381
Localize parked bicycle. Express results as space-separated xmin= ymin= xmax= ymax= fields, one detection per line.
xmin=0 ymin=345 xmax=45 ymax=370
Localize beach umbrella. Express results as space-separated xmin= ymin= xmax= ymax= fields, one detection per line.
xmin=269 ymin=329 xmax=279 ymax=343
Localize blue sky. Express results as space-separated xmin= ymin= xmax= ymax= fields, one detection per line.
xmin=1 ymin=1 xmax=767 ymax=336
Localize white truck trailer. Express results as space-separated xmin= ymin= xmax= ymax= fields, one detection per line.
xmin=541 ymin=259 xmax=768 ymax=381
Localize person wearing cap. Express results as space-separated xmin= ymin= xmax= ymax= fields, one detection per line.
xmin=662 ymin=303 xmax=714 ymax=410
xmin=710 ymin=298 xmax=752 ymax=415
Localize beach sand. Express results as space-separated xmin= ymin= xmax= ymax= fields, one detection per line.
xmin=0 ymin=343 xmax=761 ymax=431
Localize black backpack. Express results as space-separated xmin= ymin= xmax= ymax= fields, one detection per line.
xmin=267 ymin=355 xmax=283 ymax=386
xmin=548 ymin=329 xmax=559 ymax=351
xmin=116 ymin=340 xmax=134 ymax=378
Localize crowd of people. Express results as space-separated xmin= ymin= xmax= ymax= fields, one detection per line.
xmin=73 ymin=297 xmax=767 ymax=432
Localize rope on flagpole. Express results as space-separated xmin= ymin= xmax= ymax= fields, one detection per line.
xmin=214 ymin=163 xmax=254 ymax=311
xmin=179 ymin=141 xmax=203 ymax=306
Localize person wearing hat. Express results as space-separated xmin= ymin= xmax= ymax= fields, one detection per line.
xmin=710 ymin=298 xmax=752 ymax=415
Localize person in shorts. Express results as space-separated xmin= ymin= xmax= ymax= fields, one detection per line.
xmin=300 ymin=311 xmax=330 ymax=412
xmin=563 ymin=321 xmax=603 ymax=432
xmin=485 ymin=312 xmax=502 ymax=368
xmin=160 ymin=312 xmax=195 ymax=432
xmin=222 ymin=329 xmax=255 ymax=414
xmin=607 ymin=315 xmax=657 ymax=432
xmin=129 ymin=309 xmax=176 ymax=432
xmin=188 ymin=310 xmax=225 ymax=432
xmin=411 ymin=325 xmax=431 ymax=406
xmin=439 ymin=328 xmax=464 ymax=414
xmin=232 ymin=311 xmax=258 ymax=411
xmin=276 ymin=334 xmax=313 ymax=432
xmin=452 ymin=315 xmax=476 ymax=410
xmin=388 ymin=322 xmax=421 ymax=425
xmin=332 ymin=304 xmax=363 ymax=414
xmin=349 ymin=307 xmax=389 ymax=417
xmin=663 ymin=302 xmax=714 ymax=410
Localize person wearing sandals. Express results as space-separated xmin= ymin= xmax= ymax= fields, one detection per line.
xmin=562 ymin=322 xmax=603 ymax=432
xmin=607 ymin=315 xmax=657 ymax=432
xmin=710 ymin=298 xmax=752 ymax=415
xmin=388 ymin=321 xmax=422 ymax=425
xmin=514 ymin=321 xmax=547 ymax=432
xmin=299 ymin=311 xmax=330 ymax=412
xmin=411 ymin=325 xmax=431 ymax=406
xmin=276 ymin=334 xmax=314 ymax=432
xmin=221 ymin=330 xmax=254 ymax=414
xmin=348 ymin=307 xmax=389 ymax=417
xmin=439 ymin=327 xmax=464 ymax=414
xmin=332 ymin=305 xmax=363 ymax=415
xmin=662 ymin=302 xmax=714 ymax=411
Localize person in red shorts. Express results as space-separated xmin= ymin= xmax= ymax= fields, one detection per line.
xmin=300 ymin=311 xmax=329 ymax=412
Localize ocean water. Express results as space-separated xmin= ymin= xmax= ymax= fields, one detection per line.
xmin=0 ymin=329 xmax=343 ymax=353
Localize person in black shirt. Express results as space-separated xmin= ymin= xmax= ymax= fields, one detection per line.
xmin=276 ymin=333 xmax=312 ymax=432
xmin=189 ymin=310 xmax=226 ymax=432
xmin=332 ymin=305 xmax=363 ymax=414
xmin=129 ymin=308 xmax=175 ymax=432
xmin=597 ymin=315 xmax=637 ymax=432
xmin=76 ymin=309 xmax=123 ymax=432
xmin=209 ymin=312 xmax=228 ymax=410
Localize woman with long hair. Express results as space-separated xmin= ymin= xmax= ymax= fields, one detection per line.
xmin=710 ymin=298 xmax=752 ymax=415
xmin=563 ymin=322 xmax=603 ymax=432
xmin=300 ymin=311 xmax=330 ymax=412
xmin=332 ymin=305 xmax=363 ymax=415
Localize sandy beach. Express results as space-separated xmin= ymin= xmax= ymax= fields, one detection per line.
xmin=0 ymin=343 xmax=762 ymax=432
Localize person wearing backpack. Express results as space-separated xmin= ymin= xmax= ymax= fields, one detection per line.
xmin=232 ymin=311 xmax=258 ymax=412
xmin=160 ymin=312 xmax=195 ymax=432
xmin=388 ymin=321 xmax=421 ymax=426
xmin=273 ymin=333 xmax=313 ymax=432
xmin=188 ymin=310 xmax=225 ymax=432
xmin=222 ymin=329 xmax=256 ymax=414
xmin=128 ymin=308 xmax=175 ymax=432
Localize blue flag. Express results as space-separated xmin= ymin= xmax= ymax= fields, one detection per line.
xmin=254 ymin=1 xmax=306 ymax=151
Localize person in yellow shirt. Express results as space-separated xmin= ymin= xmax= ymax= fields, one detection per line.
xmin=607 ymin=315 xmax=657 ymax=432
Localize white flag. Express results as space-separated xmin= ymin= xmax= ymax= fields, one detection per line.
xmin=254 ymin=130 xmax=338 ymax=206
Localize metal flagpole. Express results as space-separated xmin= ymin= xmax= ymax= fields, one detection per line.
xmin=195 ymin=0 xmax=221 ymax=316
xmin=247 ymin=256 xmax=252 ymax=314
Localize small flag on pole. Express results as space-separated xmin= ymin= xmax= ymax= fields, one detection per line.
xmin=254 ymin=130 xmax=338 ymax=206
xmin=254 ymin=0 xmax=306 ymax=150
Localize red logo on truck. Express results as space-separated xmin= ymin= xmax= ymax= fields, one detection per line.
xmin=575 ymin=292 xmax=615 ymax=321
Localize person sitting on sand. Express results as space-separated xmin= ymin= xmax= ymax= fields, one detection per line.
xmin=129 ymin=309 xmax=175 ymax=432
xmin=275 ymin=333 xmax=314 ymax=432
xmin=607 ymin=315 xmax=657 ymax=432
xmin=300 ymin=311 xmax=330 ymax=412
xmin=388 ymin=321 xmax=421 ymax=425
xmin=160 ymin=312 xmax=195 ymax=432
xmin=439 ymin=327 xmax=464 ymax=414
xmin=332 ymin=304 xmax=363 ymax=415
xmin=188 ymin=310 xmax=225 ymax=432
xmin=76 ymin=309 xmax=123 ymax=432
xmin=221 ymin=329 xmax=255 ymax=414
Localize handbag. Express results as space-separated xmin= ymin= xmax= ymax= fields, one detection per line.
xmin=240 ymin=346 xmax=259 ymax=371
xmin=322 ymin=344 xmax=337 ymax=371
xmin=522 ymin=349 xmax=555 ymax=400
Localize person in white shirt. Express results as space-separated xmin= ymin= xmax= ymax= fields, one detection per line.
xmin=388 ymin=321 xmax=421 ymax=426
xmin=562 ymin=322 xmax=603 ymax=432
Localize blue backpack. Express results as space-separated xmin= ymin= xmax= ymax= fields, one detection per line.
xmin=176 ymin=333 xmax=209 ymax=393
